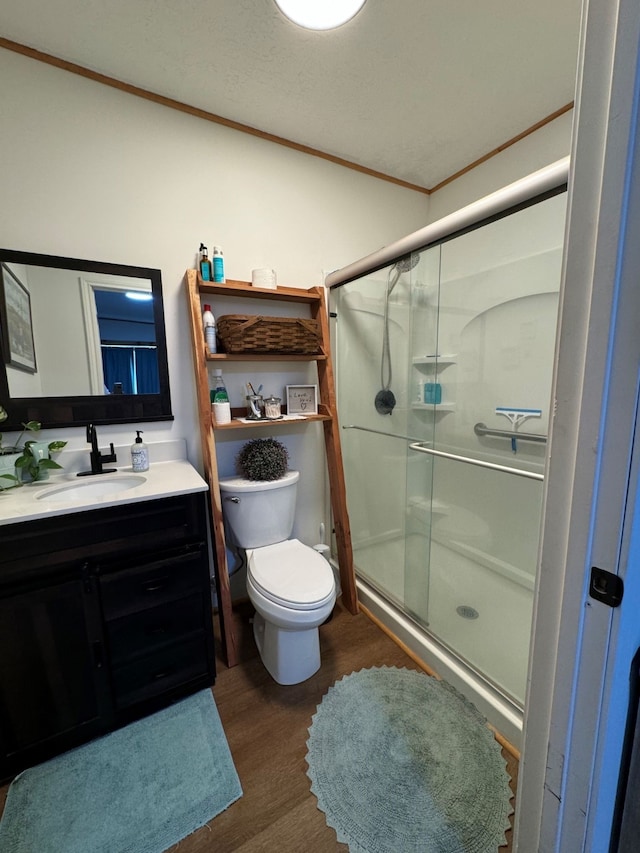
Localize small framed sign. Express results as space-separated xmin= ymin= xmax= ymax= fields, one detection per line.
xmin=286 ymin=384 xmax=318 ymax=415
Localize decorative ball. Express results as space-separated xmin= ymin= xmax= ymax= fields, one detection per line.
xmin=236 ymin=437 xmax=289 ymax=481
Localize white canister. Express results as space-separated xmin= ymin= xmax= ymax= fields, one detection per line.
xmin=251 ymin=268 xmax=277 ymax=289
xmin=212 ymin=401 xmax=232 ymax=425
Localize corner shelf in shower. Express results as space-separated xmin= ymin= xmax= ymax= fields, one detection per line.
xmin=407 ymin=496 xmax=448 ymax=521
xmin=411 ymin=402 xmax=456 ymax=412
xmin=184 ymin=270 xmax=357 ymax=668
xmin=412 ymin=354 xmax=457 ymax=367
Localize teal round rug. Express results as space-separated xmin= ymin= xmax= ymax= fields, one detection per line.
xmin=306 ymin=666 xmax=512 ymax=853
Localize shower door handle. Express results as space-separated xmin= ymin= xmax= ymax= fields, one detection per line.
xmin=408 ymin=442 xmax=544 ymax=481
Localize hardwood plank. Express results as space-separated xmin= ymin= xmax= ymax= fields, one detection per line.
xmin=0 ymin=601 xmax=517 ymax=852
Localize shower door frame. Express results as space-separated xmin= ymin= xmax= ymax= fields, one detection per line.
xmin=325 ymin=158 xmax=569 ymax=292
xmin=328 ymin=159 xmax=569 ymax=719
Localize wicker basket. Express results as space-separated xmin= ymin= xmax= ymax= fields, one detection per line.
xmin=216 ymin=314 xmax=322 ymax=354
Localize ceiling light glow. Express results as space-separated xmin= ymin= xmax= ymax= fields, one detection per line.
xmin=125 ymin=291 xmax=153 ymax=301
xmin=274 ymin=0 xmax=366 ymax=31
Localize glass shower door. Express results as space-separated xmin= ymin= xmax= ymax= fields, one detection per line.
xmin=409 ymin=191 xmax=566 ymax=703
xmin=333 ymin=188 xmax=566 ymax=708
xmin=333 ymin=255 xmax=437 ymax=613
xmin=402 ymin=246 xmax=441 ymax=627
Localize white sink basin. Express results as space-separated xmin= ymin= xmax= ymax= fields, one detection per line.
xmin=37 ymin=475 xmax=147 ymax=503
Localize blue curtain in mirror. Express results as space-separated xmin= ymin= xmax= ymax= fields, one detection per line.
xmin=136 ymin=348 xmax=160 ymax=394
xmin=102 ymin=348 xmax=134 ymax=394
xmin=102 ymin=347 xmax=159 ymax=394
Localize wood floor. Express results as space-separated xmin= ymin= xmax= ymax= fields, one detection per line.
xmin=0 ymin=599 xmax=517 ymax=852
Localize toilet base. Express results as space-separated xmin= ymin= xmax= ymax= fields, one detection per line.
xmin=253 ymin=612 xmax=321 ymax=685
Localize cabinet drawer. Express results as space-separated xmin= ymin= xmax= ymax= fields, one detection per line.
xmin=111 ymin=636 xmax=208 ymax=710
xmin=0 ymin=494 xmax=206 ymax=586
xmin=100 ymin=546 xmax=205 ymax=620
xmin=106 ymin=594 xmax=205 ymax=665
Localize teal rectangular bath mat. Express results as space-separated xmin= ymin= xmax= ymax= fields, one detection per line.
xmin=0 ymin=689 xmax=242 ymax=853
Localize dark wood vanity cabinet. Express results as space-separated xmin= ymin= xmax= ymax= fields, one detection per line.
xmin=0 ymin=492 xmax=215 ymax=781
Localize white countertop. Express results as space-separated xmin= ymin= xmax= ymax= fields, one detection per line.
xmin=0 ymin=451 xmax=207 ymax=527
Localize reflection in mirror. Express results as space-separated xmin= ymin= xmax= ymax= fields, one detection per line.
xmin=94 ymin=288 xmax=159 ymax=396
xmin=0 ymin=249 xmax=173 ymax=430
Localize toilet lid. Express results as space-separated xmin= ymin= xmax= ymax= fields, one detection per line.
xmin=248 ymin=539 xmax=335 ymax=610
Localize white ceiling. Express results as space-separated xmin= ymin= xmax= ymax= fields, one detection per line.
xmin=0 ymin=0 xmax=583 ymax=190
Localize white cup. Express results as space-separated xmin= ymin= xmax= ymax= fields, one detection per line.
xmin=251 ymin=268 xmax=277 ymax=289
xmin=212 ymin=401 xmax=232 ymax=425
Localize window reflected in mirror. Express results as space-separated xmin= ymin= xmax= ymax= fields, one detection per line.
xmin=95 ymin=289 xmax=159 ymax=396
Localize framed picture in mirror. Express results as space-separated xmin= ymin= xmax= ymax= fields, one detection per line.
xmin=0 ymin=263 xmax=37 ymax=373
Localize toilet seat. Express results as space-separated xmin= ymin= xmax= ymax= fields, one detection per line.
xmin=248 ymin=539 xmax=335 ymax=611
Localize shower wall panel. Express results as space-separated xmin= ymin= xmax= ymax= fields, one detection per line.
xmin=335 ymin=278 xmax=412 ymax=596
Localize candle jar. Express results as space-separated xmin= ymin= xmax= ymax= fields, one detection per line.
xmin=263 ymin=395 xmax=282 ymax=420
xmin=246 ymin=394 xmax=264 ymax=420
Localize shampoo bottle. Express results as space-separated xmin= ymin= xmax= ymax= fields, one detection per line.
xmin=212 ymin=246 xmax=225 ymax=283
xmin=131 ymin=430 xmax=149 ymax=472
xmin=199 ymin=243 xmax=213 ymax=281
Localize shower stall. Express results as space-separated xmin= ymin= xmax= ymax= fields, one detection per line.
xmin=328 ymin=160 xmax=569 ymax=747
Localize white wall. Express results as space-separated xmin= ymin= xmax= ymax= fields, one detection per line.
xmin=427 ymin=110 xmax=574 ymax=222
xmin=0 ymin=47 xmax=428 ymax=549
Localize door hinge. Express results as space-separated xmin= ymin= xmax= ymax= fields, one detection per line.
xmin=589 ymin=566 xmax=624 ymax=608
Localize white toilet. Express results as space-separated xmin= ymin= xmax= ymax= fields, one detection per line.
xmin=218 ymin=470 xmax=336 ymax=685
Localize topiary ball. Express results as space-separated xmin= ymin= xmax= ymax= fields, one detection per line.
xmin=236 ymin=437 xmax=289 ymax=481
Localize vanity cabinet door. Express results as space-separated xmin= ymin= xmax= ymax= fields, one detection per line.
xmin=0 ymin=492 xmax=215 ymax=780
xmin=0 ymin=571 xmax=111 ymax=779
xmin=99 ymin=543 xmax=215 ymax=718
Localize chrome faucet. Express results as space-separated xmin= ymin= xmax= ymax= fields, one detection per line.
xmin=77 ymin=424 xmax=117 ymax=476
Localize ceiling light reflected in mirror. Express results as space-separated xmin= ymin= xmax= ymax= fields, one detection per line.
xmin=126 ymin=291 xmax=153 ymax=301
xmin=274 ymin=0 xmax=366 ymax=31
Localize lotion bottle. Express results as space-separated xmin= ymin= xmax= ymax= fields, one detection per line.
xmin=131 ymin=430 xmax=149 ymax=472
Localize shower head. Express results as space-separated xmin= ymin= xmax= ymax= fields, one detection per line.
xmin=387 ymin=253 xmax=419 ymax=297
xmin=393 ymin=253 xmax=420 ymax=274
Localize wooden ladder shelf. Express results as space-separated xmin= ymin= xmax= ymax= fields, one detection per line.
xmin=185 ymin=269 xmax=357 ymax=667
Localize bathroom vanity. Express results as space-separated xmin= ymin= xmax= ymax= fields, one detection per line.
xmin=0 ymin=458 xmax=215 ymax=781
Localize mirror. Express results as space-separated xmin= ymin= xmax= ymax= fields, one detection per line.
xmin=0 ymin=249 xmax=173 ymax=430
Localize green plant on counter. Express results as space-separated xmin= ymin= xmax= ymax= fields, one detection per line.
xmin=236 ymin=437 xmax=289 ymax=481
xmin=0 ymin=411 xmax=67 ymax=486
xmin=0 ymin=407 xmax=29 ymax=489
xmin=0 ymin=414 xmax=42 ymax=454
xmin=16 ymin=439 xmax=68 ymax=483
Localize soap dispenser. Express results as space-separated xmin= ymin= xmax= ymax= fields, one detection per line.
xmin=131 ymin=430 xmax=149 ymax=472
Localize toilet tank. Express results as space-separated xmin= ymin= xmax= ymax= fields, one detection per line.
xmin=218 ymin=470 xmax=299 ymax=549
